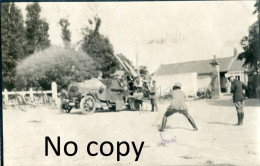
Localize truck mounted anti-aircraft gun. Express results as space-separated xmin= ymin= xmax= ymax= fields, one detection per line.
xmin=58 ymin=54 xmax=150 ymax=115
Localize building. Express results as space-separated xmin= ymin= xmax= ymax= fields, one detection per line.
xmin=153 ymin=49 xmax=248 ymax=97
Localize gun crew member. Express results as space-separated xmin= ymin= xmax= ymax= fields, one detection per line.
xmin=228 ymin=76 xmax=247 ymax=126
xmin=159 ymin=82 xmax=198 ymax=132
xmin=149 ymin=80 xmax=158 ymax=112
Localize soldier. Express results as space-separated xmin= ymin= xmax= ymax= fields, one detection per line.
xmin=149 ymin=80 xmax=158 ymax=112
xmin=228 ymin=76 xmax=247 ymax=126
xmin=159 ymin=82 xmax=198 ymax=131
xmin=98 ymin=71 xmax=103 ymax=80
xmin=119 ymin=74 xmax=129 ymax=104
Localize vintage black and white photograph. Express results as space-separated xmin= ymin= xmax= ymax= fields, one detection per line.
xmin=1 ymin=1 xmax=260 ymax=165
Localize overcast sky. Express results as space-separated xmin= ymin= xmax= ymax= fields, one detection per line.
xmin=16 ymin=1 xmax=257 ymax=73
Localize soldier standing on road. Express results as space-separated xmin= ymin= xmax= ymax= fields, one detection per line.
xmin=159 ymin=82 xmax=198 ymax=132
xmin=149 ymin=80 xmax=158 ymax=112
xmin=228 ymin=76 xmax=247 ymax=126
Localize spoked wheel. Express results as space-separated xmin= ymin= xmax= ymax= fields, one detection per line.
xmin=80 ymin=95 xmax=96 ymax=115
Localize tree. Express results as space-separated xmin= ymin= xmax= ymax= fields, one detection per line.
xmin=81 ymin=16 xmax=119 ymax=78
xmin=15 ymin=46 xmax=96 ymax=91
xmin=1 ymin=3 xmax=26 ymax=90
xmin=253 ymin=0 xmax=259 ymax=20
xmin=238 ymin=0 xmax=259 ymax=71
xmin=25 ymin=2 xmax=50 ymax=56
xmin=59 ymin=18 xmax=71 ymax=48
xmin=239 ymin=22 xmax=259 ymax=69
xmin=238 ymin=0 xmax=260 ymax=98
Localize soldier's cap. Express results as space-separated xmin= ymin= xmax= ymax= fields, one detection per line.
xmin=174 ymin=82 xmax=182 ymax=87
xmin=227 ymin=75 xmax=234 ymax=80
xmin=225 ymin=73 xmax=233 ymax=78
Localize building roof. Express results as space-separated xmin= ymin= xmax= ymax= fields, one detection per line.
xmin=155 ymin=56 xmax=246 ymax=76
xmin=229 ymin=58 xmax=246 ymax=71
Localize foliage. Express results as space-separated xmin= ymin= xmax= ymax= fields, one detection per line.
xmin=25 ymin=2 xmax=50 ymax=56
xmin=81 ymin=16 xmax=119 ymax=78
xmin=1 ymin=3 xmax=26 ymax=90
xmin=239 ymin=22 xmax=259 ymax=68
xmin=253 ymin=0 xmax=259 ymax=20
xmin=139 ymin=66 xmax=148 ymax=75
xmin=59 ymin=18 xmax=71 ymax=48
xmin=15 ymin=46 xmax=96 ymax=91
xmin=238 ymin=0 xmax=260 ymax=71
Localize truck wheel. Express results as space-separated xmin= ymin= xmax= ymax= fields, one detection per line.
xmin=80 ymin=95 xmax=96 ymax=115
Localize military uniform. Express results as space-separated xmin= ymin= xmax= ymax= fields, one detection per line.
xmin=230 ymin=79 xmax=247 ymax=125
xmin=149 ymin=82 xmax=158 ymax=112
xmin=159 ymin=83 xmax=198 ymax=131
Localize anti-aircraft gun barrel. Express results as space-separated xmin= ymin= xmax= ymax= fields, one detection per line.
xmin=113 ymin=54 xmax=139 ymax=78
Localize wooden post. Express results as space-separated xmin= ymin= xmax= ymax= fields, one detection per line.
xmin=4 ymin=89 xmax=8 ymax=104
xmin=51 ymin=82 xmax=57 ymax=102
xmin=30 ymin=88 xmax=33 ymax=102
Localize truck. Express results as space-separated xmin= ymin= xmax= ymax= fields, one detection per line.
xmin=59 ymin=54 xmax=149 ymax=115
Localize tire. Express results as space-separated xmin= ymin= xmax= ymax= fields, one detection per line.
xmin=109 ymin=105 xmax=116 ymax=111
xmin=80 ymin=95 xmax=96 ymax=115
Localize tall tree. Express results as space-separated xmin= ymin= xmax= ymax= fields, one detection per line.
xmin=239 ymin=22 xmax=259 ymax=69
xmin=1 ymin=3 xmax=25 ymax=90
xmin=238 ymin=0 xmax=260 ymax=98
xmin=238 ymin=0 xmax=259 ymax=71
xmin=59 ymin=18 xmax=71 ymax=48
xmin=81 ymin=16 xmax=119 ymax=78
xmin=25 ymin=2 xmax=50 ymax=56
xmin=253 ymin=0 xmax=259 ymax=20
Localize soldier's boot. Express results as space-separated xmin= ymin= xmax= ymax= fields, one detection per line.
xmin=151 ymin=106 xmax=154 ymax=112
xmin=186 ymin=114 xmax=198 ymax=131
xmin=235 ymin=112 xmax=241 ymax=126
xmin=240 ymin=112 xmax=244 ymax=125
xmin=159 ymin=115 xmax=167 ymax=132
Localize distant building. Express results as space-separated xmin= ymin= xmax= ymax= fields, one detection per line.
xmin=153 ymin=48 xmax=248 ymax=97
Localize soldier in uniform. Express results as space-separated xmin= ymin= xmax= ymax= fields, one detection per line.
xmin=98 ymin=71 xmax=103 ymax=80
xmin=149 ymin=80 xmax=158 ymax=112
xmin=228 ymin=76 xmax=247 ymax=126
xmin=159 ymin=82 xmax=198 ymax=131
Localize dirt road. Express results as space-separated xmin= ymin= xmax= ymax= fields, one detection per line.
xmin=3 ymin=99 xmax=260 ymax=165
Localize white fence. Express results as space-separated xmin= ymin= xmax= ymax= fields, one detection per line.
xmin=2 ymin=82 xmax=58 ymax=106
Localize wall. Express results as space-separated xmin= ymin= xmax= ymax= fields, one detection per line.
xmin=227 ymin=71 xmax=246 ymax=84
xmin=153 ymin=72 xmax=198 ymax=97
xmin=197 ymin=75 xmax=211 ymax=90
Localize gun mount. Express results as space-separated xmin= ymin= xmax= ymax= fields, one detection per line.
xmin=58 ymin=54 xmax=150 ymax=115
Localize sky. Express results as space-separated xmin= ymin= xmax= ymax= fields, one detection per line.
xmin=15 ymin=1 xmax=257 ymax=73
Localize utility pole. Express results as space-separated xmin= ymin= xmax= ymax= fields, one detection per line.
xmin=136 ymin=43 xmax=140 ymax=79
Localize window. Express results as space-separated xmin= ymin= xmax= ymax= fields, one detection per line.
xmin=235 ymin=75 xmax=240 ymax=80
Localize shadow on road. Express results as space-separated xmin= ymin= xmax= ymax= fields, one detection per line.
xmin=69 ymin=111 xmax=83 ymax=115
xmin=167 ymin=126 xmax=194 ymax=131
xmin=57 ymin=108 xmax=139 ymax=115
xmin=206 ymin=99 xmax=260 ymax=107
xmin=208 ymin=121 xmax=234 ymax=126
xmin=155 ymin=124 xmax=193 ymax=131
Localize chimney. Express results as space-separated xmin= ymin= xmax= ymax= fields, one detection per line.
xmin=233 ymin=48 xmax=237 ymax=57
